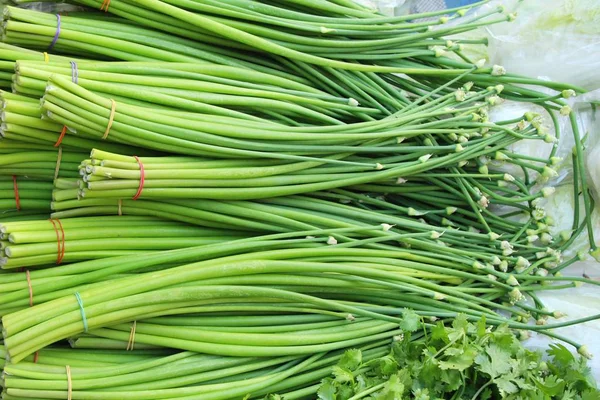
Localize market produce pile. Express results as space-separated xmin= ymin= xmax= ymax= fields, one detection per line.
xmin=1 ymin=0 xmax=599 ymax=398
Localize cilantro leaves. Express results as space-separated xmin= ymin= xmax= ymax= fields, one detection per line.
xmin=316 ymin=314 xmax=599 ymax=400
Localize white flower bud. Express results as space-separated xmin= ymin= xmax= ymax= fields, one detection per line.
xmin=455 ymin=89 xmax=466 ymax=102
xmin=491 ymin=65 xmax=506 ymax=76
xmin=472 ymin=261 xmax=485 ymax=269
xmin=562 ymin=89 xmax=576 ymax=98
xmin=544 ymin=134 xmax=558 ymax=144
xmin=509 ymin=287 xmax=524 ymax=304
xmin=516 ymin=256 xmax=530 ymax=270
xmin=550 ymin=156 xmax=563 ymax=166
xmin=396 ymin=177 xmax=407 ymax=184
xmin=560 ymin=105 xmax=572 ymax=116
xmin=419 ymin=154 xmax=432 ymax=163
xmin=489 ymin=232 xmax=500 ymax=241
xmin=434 ymin=292 xmax=446 ymax=300
xmin=541 ymin=187 xmax=555 ymax=197
xmin=542 ymin=166 xmax=558 ymax=179
xmin=381 ymin=223 xmax=394 ymax=231
xmin=408 ymin=207 xmax=425 ymax=216
xmin=327 ymin=236 xmax=338 ymax=245
xmin=527 ymin=235 xmax=539 ymax=243
xmin=499 ymin=260 xmax=509 ymax=272
xmin=578 ymin=346 xmax=592 ymax=360
xmin=532 ymin=208 xmax=546 ymax=220
xmin=540 ymin=233 xmax=553 ymax=244
xmin=441 ymin=218 xmax=454 ymax=227
xmin=507 ymin=275 xmax=520 ymax=286
xmin=477 ymin=196 xmax=489 ymax=209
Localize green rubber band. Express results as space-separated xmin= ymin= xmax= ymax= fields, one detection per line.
xmin=74 ymin=292 xmax=89 ymax=333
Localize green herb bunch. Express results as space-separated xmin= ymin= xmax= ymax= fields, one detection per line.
xmin=317 ymin=313 xmax=599 ymax=400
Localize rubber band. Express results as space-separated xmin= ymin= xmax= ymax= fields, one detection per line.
xmin=54 ymin=126 xmax=67 ymax=147
xmin=100 ymin=0 xmax=111 ymax=12
xmin=102 ymin=99 xmax=116 ymax=140
xmin=66 ymin=365 xmax=72 ymax=400
xmin=43 ymin=52 xmax=49 ymax=63
xmin=26 ymin=270 xmax=33 ymax=307
xmin=48 ymin=14 xmax=61 ymax=51
xmin=12 ymin=175 xmax=21 ymax=211
xmin=70 ymin=61 xmax=78 ymax=84
xmin=54 ymin=146 xmax=63 ymax=181
xmin=132 ymin=156 xmax=145 ymax=200
xmin=74 ymin=292 xmax=89 ymax=333
xmin=126 ymin=321 xmax=137 ymax=351
xmin=117 ymin=198 xmax=123 ymax=216
xmin=26 ymin=270 xmax=39 ymax=365
xmin=49 ymin=219 xmax=66 ymax=264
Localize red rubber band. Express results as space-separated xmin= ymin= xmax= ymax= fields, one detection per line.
xmin=26 ymin=270 xmax=33 ymax=307
xmin=49 ymin=219 xmax=66 ymax=264
xmin=132 ymin=156 xmax=145 ymax=200
xmin=12 ymin=175 xmax=21 ymax=211
xmin=54 ymin=126 xmax=68 ymax=147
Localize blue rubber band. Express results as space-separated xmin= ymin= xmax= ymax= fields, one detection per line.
xmin=48 ymin=14 xmax=61 ymax=52
xmin=74 ymin=292 xmax=88 ymax=333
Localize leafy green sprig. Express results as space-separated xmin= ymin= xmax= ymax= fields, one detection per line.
xmin=317 ymin=312 xmax=598 ymax=400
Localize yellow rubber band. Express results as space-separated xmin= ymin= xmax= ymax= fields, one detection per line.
xmin=66 ymin=365 xmax=72 ymax=400
xmin=102 ymin=99 xmax=116 ymax=140
xmin=43 ymin=52 xmax=49 ymax=63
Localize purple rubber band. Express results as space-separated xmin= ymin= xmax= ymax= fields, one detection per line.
xmin=70 ymin=61 xmax=78 ymax=84
xmin=48 ymin=14 xmax=61 ymax=52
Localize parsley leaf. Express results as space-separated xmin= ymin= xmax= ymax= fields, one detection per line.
xmin=399 ymin=309 xmax=420 ymax=332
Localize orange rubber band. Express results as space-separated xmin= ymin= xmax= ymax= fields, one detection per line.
xmin=102 ymin=99 xmax=116 ymax=140
xmin=54 ymin=146 xmax=63 ymax=182
xmin=54 ymin=125 xmax=67 ymax=147
xmin=100 ymin=0 xmax=111 ymax=12
xmin=132 ymin=156 xmax=145 ymax=200
xmin=49 ymin=219 xmax=66 ymax=264
xmin=66 ymin=365 xmax=72 ymax=400
xmin=33 ymin=351 xmax=39 ymax=363
xmin=12 ymin=175 xmax=21 ymax=211
xmin=26 ymin=270 xmax=33 ymax=307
